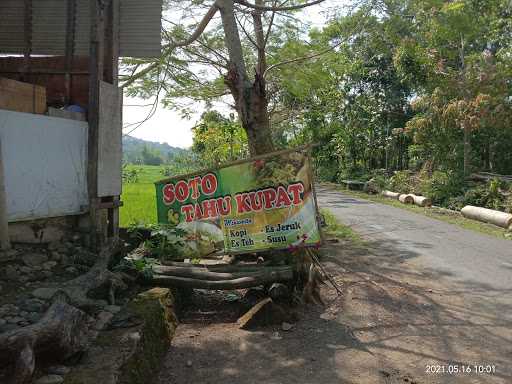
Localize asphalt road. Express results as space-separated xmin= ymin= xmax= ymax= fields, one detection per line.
xmin=317 ymin=186 xmax=512 ymax=292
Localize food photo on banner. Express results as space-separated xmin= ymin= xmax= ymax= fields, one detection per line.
xmin=154 ymin=146 xmax=322 ymax=258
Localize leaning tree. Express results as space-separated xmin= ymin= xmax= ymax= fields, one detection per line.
xmin=121 ymin=0 xmax=331 ymax=156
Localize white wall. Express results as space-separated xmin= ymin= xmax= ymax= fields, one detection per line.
xmin=0 ymin=109 xmax=88 ymax=222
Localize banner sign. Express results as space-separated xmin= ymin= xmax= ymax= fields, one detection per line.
xmin=155 ymin=147 xmax=321 ymax=255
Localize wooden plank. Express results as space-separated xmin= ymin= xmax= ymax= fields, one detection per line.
xmin=0 ymin=77 xmax=46 ymax=114
xmin=97 ymin=199 xmax=123 ymax=210
xmin=97 ymin=81 xmax=122 ymax=197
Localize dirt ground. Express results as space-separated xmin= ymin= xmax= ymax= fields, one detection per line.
xmin=156 ymin=240 xmax=512 ymax=384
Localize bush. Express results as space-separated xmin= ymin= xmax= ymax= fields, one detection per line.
xmin=388 ymin=171 xmax=414 ymax=193
xmin=419 ymin=170 xmax=464 ymax=205
xmin=338 ymin=163 xmax=368 ymax=182
xmin=461 ymin=178 xmax=508 ymax=211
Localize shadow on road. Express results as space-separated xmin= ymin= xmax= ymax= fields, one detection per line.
xmin=156 ymin=205 xmax=512 ymax=384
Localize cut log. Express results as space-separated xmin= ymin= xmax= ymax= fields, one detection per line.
xmin=151 ymin=265 xmax=291 ymax=281
xmin=398 ymin=194 xmax=414 ymax=204
xmin=411 ymin=195 xmax=432 ymax=207
xmin=461 ymin=205 xmax=512 ymax=229
xmin=470 ymin=172 xmax=512 ymax=183
xmin=0 ymin=292 xmax=90 ymax=384
xmin=148 ymin=268 xmax=293 ymax=290
xmin=158 ymin=261 xmax=271 ymax=272
xmin=381 ymin=190 xmax=400 ymax=199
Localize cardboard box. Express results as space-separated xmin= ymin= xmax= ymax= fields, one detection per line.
xmin=0 ymin=77 xmax=46 ymax=114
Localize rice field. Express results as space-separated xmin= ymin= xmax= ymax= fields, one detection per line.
xmin=120 ymin=165 xmax=166 ymax=227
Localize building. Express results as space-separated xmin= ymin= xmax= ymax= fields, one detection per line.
xmin=0 ymin=0 xmax=162 ymax=248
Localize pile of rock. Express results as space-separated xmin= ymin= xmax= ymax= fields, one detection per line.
xmin=0 ymin=233 xmax=98 ymax=333
xmin=0 ymin=298 xmax=48 ymax=332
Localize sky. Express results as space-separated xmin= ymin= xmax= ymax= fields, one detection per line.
xmin=122 ymin=0 xmax=340 ymax=149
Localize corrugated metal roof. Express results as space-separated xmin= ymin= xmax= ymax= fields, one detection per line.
xmin=120 ymin=0 xmax=162 ymax=58
xmin=0 ymin=0 xmax=25 ymax=53
xmin=0 ymin=0 xmax=162 ymax=58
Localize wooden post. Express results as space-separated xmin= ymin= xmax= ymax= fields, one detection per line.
xmin=104 ymin=0 xmax=120 ymax=244
xmin=88 ymin=0 xmax=105 ymax=248
xmin=0 ymin=139 xmax=11 ymax=250
xmin=64 ymin=0 xmax=76 ymax=104
xmin=22 ymin=0 xmax=32 ymax=78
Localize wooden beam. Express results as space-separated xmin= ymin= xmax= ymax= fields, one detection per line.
xmin=64 ymin=0 xmax=77 ymax=103
xmin=97 ymin=199 xmax=123 ymax=210
xmin=88 ymin=0 xmax=106 ymax=248
xmin=104 ymin=0 xmax=119 ymax=85
xmin=22 ymin=0 xmax=32 ymax=77
xmin=0 ymin=139 xmax=11 ymax=250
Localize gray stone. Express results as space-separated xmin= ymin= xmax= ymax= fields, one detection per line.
xmin=0 ymin=319 xmax=6 ymax=326
xmin=0 ymin=304 xmax=19 ymax=316
xmin=5 ymin=265 xmax=18 ymax=281
xmin=65 ymin=266 xmax=78 ymax=274
xmin=281 ymin=322 xmax=294 ymax=331
xmin=22 ymin=253 xmax=49 ymax=267
xmin=50 ymin=252 xmax=62 ymax=262
xmin=47 ymin=365 xmax=71 ymax=375
xmin=104 ymin=305 xmax=121 ymax=314
xmin=27 ymin=312 xmax=42 ymax=323
xmin=94 ymin=311 xmax=113 ymax=331
xmin=21 ymin=298 xmax=45 ymax=312
xmin=20 ymin=266 xmax=33 ymax=274
xmin=32 ymin=287 xmax=58 ymax=300
xmin=43 ymin=261 xmax=58 ymax=270
xmin=0 ymin=323 xmax=19 ymax=332
xmin=34 ymin=375 xmax=64 ymax=384
xmin=48 ymin=241 xmax=60 ymax=251
xmin=0 ymin=249 xmax=18 ymax=262
xmin=7 ymin=316 xmax=25 ymax=324
xmin=41 ymin=270 xmax=53 ymax=278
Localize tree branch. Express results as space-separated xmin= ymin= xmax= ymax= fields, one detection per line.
xmin=121 ymin=3 xmax=219 ymax=88
xmin=264 ymin=41 xmax=342 ymax=77
xmin=235 ymin=0 xmax=326 ymax=11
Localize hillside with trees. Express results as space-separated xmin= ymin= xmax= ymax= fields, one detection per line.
xmin=122 ymin=135 xmax=189 ymax=165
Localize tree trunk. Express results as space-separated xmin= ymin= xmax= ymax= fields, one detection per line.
xmin=463 ymin=124 xmax=471 ymax=177
xmin=0 ymin=292 xmax=90 ymax=384
xmin=244 ymin=74 xmax=274 ymax=156
xmin=148 ymin=267 xmax=293 ymax=290
xmin=217 ymin=0 xmax=274 ymax=156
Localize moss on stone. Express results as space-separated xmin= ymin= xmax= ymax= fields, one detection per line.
xmin=64 ymin=288 xmax=178 ymax=384
xmin=119 ymin=288 xmax=177 ymax=384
